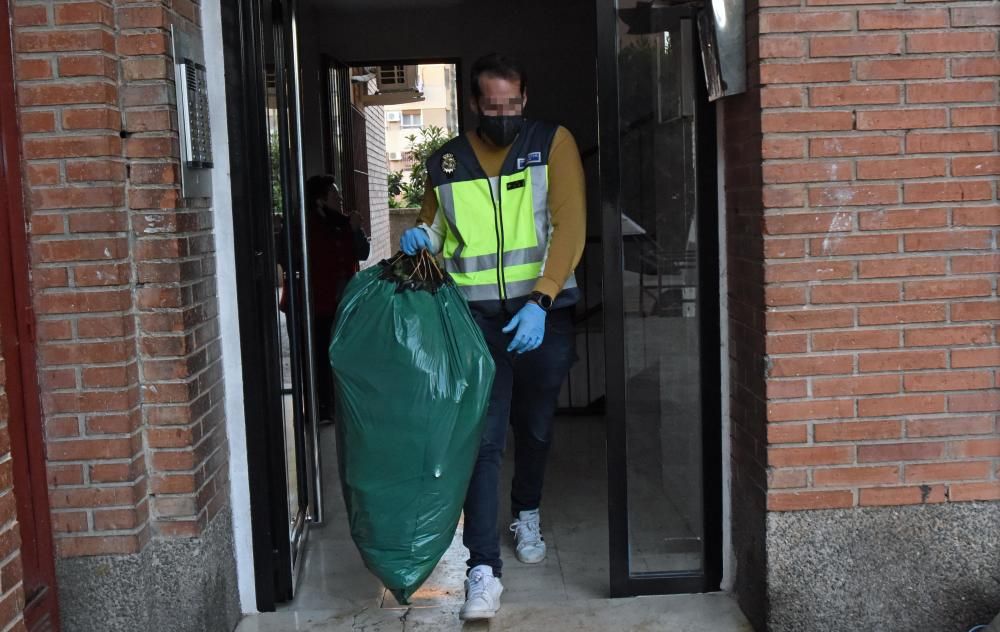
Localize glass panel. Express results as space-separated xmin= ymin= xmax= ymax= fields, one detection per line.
xmin=618 ymin=7 xmax=704 ymax=575
xmin=264 ymin=0 xmax=311 ymax=547
xmin=264 ymin=67 xmax=300 ymax=541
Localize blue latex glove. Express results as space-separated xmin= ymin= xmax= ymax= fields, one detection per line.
xmin=502 ymin=302 xmax=546 ymax=354
xmin=400 ymin=227 xmax=432 ymax=255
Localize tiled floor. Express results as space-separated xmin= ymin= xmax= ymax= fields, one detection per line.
xmin=280 ymin=415 xmax=610 ymax=613
xmin=235 ymin=415 xmax=753 ymax=630
xmin=237 ymin=593 xmax=754 ymax=631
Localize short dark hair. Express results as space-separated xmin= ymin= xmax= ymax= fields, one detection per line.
xmin=470 ymin=53 xmax=527 ymax=100
xmin=306 ymin=174 xmax=337 ymax=209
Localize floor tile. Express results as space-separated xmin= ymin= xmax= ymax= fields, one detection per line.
xmin=258 ymin=415 xmax=744 ymax=630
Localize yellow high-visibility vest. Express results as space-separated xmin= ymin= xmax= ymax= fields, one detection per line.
xmin=426 ymin=121 xmax=577 ymax=303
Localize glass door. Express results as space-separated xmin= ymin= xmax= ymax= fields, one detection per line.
xmin=597 ymin=0 xmax=722 ymax=596
xmin=259 ymin=0 xmax=321 ymax=603
xmin=221 ymin=0 xmax=322 ymax=608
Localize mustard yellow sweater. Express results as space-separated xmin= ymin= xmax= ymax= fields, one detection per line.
xmin=418 ymin=126 xmax=586 ymax=301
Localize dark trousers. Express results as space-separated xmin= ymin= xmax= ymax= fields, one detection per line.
xmin=463 ymin=307 xmax=577 ymax=577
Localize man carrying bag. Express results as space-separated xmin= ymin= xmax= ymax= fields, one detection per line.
xmin=400 ymin=52 xmax=586 ymax=621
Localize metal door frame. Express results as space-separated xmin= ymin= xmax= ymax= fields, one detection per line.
xmin=596 ymin=0 xmax=723 ymax=597
xmin=270 ymin=0 xmax=323 ymax=538
xmin=221 ymin=0 xmax=320 ymax=609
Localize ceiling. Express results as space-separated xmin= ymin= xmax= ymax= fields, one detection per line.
xmin=319 ymin=0 xmax=461 ymax=9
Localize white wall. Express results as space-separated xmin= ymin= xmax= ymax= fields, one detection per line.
xmin=202 ymin=0 xmax=257 ymax=612
xmin=365 ymin=98 xmax=392 ymax=264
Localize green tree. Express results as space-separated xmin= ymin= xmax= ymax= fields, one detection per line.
xmin=399 ymin=125 xmax=453 ymax=207
xmin=387 ymin=170 xmax=404 ymax=198
xmin=388 ymin=170 xmax=405 ymax=207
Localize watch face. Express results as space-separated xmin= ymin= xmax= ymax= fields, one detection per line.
xmin=532 ymin=292 xmax=552 ymax=309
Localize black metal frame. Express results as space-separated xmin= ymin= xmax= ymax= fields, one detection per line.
xmin=595 ymin=0 xmax=629 ymax=596
xmin=222 ymin=0 xmax=313 ymax=610
xmin=695 ymin=24 xmax=724 ymax=593
xmin=319 ymin=55 xmax=349 ymax=181
xmin=222 ymin=0 xmax=278 ymax=609
xmin=270 ymin=0 xmax=314 ymax=594
xmin=596 ymin=0 xmax=722 ymax=597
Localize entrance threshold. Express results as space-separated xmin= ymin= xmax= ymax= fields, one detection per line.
xmin=235 ymin=592 xmax=752 ymax=631
xmin=233 ymin=421 xmax=750 ymax=631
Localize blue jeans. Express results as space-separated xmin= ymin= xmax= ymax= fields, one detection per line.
xmin=464 ymin=306 xmax=577 ymax=577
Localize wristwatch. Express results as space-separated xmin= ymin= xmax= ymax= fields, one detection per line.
xmin=528 ymin=291 xmax=553 ymax=311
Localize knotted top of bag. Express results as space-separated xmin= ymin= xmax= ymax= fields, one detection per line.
xmin=378 ymin=250 xmax=454 ymax=294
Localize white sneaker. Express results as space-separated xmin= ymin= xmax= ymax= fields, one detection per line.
xmin=459 ymin=564 xmax=503 ymax=621
xmin=510 ymin=509 xmax=547 ymax=564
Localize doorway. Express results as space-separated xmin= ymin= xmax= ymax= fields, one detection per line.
xmin=222 ymin=0 xmax=723 ymax=611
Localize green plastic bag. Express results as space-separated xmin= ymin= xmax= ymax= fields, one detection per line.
xmin=329 ymin=253 xmax=495 ymax=605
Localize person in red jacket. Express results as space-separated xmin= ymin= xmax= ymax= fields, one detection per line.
xmin=304 ymin=175 xmax=370 ymax=421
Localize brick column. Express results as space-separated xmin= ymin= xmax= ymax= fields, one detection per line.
xmin=754 ymin=0 xmax=999 ymax=629
xmin=10 ymin=0 xmax=238 ymax=628
xmin=14 ymin=0 xmax=146 ymax=559
xmin=118 ymin=0 xmax=229 ymax=542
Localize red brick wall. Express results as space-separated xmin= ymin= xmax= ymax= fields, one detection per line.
xmin=11 ymin=0 xmax=227 ymax=557
xmin=758 ymin=0 xmax=999 ymax=510
xmin=0 ymin=334 xmax=27 ymax=632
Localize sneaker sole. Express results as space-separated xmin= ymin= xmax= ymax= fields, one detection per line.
xmin=515 ymin=546 xmax=547 ymax=564
xmin=460 ymin=585 xmax=503 ymax=621
xmin=459 ymin=609 xmax=499 ymax=621
xmin=516 ymin=553 xmax=546 ymax=564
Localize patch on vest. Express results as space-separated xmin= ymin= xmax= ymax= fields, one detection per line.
xmin=506 ymin=179 xmax=526 ymax=191
xmin=516 ymin=151 xmax=543 ymax=171
xmin=441 ymin=153 xmax=456 ymax=176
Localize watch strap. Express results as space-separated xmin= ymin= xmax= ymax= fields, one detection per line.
xmin=528 ymin=291 xmax=552 ymax=311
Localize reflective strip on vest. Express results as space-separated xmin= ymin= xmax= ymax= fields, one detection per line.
xmin=436 ymin=165 xmax=552 ymax=298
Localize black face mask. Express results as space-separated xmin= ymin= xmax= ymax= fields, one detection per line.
xmin=478 ymin=114 xmax=524 ymax=147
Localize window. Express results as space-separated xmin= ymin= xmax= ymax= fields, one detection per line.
xmin=401 ymin=111 xmax=422 ymax=128
xmin=379 ymin=65 xmax=406 ymax=87
xmin=385 ymin=111 xmax=401 ymax=123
